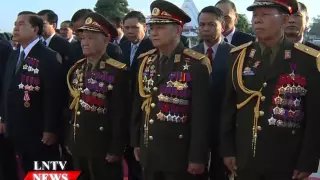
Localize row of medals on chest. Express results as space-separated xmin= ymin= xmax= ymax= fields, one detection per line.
xmin=20 ymin=61 xmax=40 ymax=108
xmin=73 ymin=68 xmax=113 ymax=100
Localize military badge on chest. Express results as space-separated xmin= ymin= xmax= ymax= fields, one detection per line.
xmin=243 ymin=49 xmax=260 ymax=76
xmin=18 ymin=57 xmax=41 ymax=108
xmin=268 ymin=62 xmax=307 ymax=128
xmin=72 ymin=62 xmax=113 ymax=114
xmin=142 ymin=55 xmax=157 ymax=93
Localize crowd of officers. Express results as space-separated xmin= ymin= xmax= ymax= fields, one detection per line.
xmin=0 ymin=0 xmax=320 ymax=180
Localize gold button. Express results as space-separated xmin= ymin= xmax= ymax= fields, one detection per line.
xmin=179 ymin=134 xmax=183 ymax=139
xmin=149 ymin=119 xmax=154 ymax=124
xmin=77 ymin=111 xmax=81 ymax=115
xmin=76 ymin=124 xmax=80 ymax=128
xmin=292 ymin=130 xmax=296 ymax=135
xmin=151 ymin=103 xmax=156 ymax=108
xmin=149 ymin=136 xmax=153 ymax=140
xmin=259 ymin=111 xmax=264 ymax=116
xmin=263 ymin=82 xmax=267 ymax=87
xmin=257 ymin=126 xmax=262 ymax=131
xmin=99 ymin=127 xmax=104 ymax=131
xmin=153 ymin=87 xmax=158 ymax=91
xmin=261 ymin=96 xmax=266 ymax=101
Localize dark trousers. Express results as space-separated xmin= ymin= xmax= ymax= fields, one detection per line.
xmin=16 ymin=142 xmax=60 ymax=174
xmin=124 ymin=146 xmax=142 ymax=180
xmin=208 ymin=150 xmax=229 ymax=180
xmin=143 ymin=169 xmax=207 ymax=180
xmin=0 ymin=136 xmax=19 ymax=180
xmin=73 ymin=156 xmax=123 ymax=180
xmin=237 ymin=169 xmax=293 ymax=180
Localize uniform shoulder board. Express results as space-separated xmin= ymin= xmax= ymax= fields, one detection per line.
xmin=137 ymin=49 xmax=157 ymax=59
xmin=230 ymin=41 xmax=253 ymax=53
xmin=106 ymin=58 xmax=127 ymax=70
xmin=183 ymin=49 xmax=206 ymax=60
xmin=294 ymin=43 xmax=320 ymax=58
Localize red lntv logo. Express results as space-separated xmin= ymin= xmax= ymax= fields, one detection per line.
xmin=24 ymin=161 xmax=81 ymax=180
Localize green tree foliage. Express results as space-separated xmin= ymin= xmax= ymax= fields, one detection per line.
xmin=236 ymin=14 xmax=251 ymax=33
xmin=309 ymin=15 xmax=320 ymax=36
xmin=94 ymin=0 xmax=129 ymax=19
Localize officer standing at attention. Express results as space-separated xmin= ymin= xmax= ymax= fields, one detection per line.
xmin=66 ymin=12 xmax=129 ymax=180
xmin=131 ymin=1 xmax=212 ymax=180
xmin=221 ymin=0 xmax=320 ymax=180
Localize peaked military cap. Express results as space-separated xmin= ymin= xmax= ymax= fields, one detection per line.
xmin=77 ymin=12 xmax=118 ymax=39
xmin=247 ymin=0 xmax=299 ymax=15
xmin=147 ymin=0 xmax=191 ymax=25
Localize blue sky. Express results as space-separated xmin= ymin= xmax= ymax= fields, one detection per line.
xmin=0 ymin=0 xmax=317 ymax=32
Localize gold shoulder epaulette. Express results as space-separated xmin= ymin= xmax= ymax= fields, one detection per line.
xmin=230 ymin=41 xmax=253 ymax=53
xmin=294 ymin=43 xmax=320 ymax=58
xmin=106 ymin=58 xmax=127 ymax=69
xmin=137 ymin=49 xmax=157 ymax=59
xmin=183 ymin=49 xmax=206 ymax=60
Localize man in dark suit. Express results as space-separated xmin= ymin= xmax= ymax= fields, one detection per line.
xmin=0 ymin=11 xmax=63 ymax=173
xmin=285 ymin=2 xmax=320 ymax=50
xmin=70 ymin=9 xmax=122 ymax=64
xmin=221 ymin=1 xmax=320 ymax=180
xmin=60 ymin=20 xmax=76 ymax=43
xmin=215 ymin=0 xmax=255 ymax=46
xmin=110 ymin=16 xmax=128 ymax=44
xmin=120 ymin=10 xmax=154 ymax=180
xmin=0 ymin=36 xmax=19 ymax=180
xmin=38 ymin=10 xmax=71 ymax=66
xmin=192 ymin=6 xmax=234 ymax=180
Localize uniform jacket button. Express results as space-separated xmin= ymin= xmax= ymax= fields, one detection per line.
xmin=149 ymin=136 xmax=153 ymax=140
xmin=69 ymin=121 xmax=72 ymax=124
xmin=292 ymin=130 xmax=296 ymax=135
xmin=149 ymin=119 xmax=154 ymax=124
xmin=259 ymin=111 xmax=264 ymax=116
xmin=261 ymin=96 xmax=266 ymax=101
xmin=76 ymin=124 xmax=80 ymax=128
xmin=77 ymin=111 xmax=81 ymax=115
xmin=263 ymin=82 xmax=267 ymax=87
xmin=179 ymin=134 xmax=183 ymax=139
xmin=151 ymin=103 xmax=156 ymax=108
xmin=99 ymin=127 xmax=104 ymax=131
xmin=153 ymin=87 xmax=158 ymax=91
xmin=257 ymin=126 xmax=262 ymax=131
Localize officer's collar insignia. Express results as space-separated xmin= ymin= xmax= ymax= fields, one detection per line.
xmin=249 ymin=49 xmax=256 ymax=58
xmin=285 ymin=50 xmax=291 ymax=59
xmin=100 ymin=61 xmax=106 ymax=69
xmin=174 ymin=54 xmax=181 ymax=63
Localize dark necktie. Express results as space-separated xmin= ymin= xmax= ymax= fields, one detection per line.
xmin=86 ymin=63 xmax=93 ymax=72
xmin=158 ymin=55 xmax=168 ymax=74
xmin=262 ymin=47 xmax=272 ymax=64
xmin=16 ymin=51 xmax=25 ymax=73
xmin=206 ymin=48 xmax=213 ymax=63
xmin=43 ymin=40 xmax=47 ymax=46
xmin=224 ymin=37 xmax=228 ymax=43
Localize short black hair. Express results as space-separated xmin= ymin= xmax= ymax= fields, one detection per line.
xmin=198 ymin=6 xmax=225 ymax=23
xmin=61 ymin=20 xmax=72 ymax=26
xmin=71 ymin=9 xmax=93 ymax=22
xmin=18 ymin=11 xmax=43 ymax=36
xmin=299 ymin=2 xmax=309 ymax=21
xmin=215 ymin=0 xmax=237 ymax=13
xmin=38 ymin=9 xmax=58 ymax=25
xmin=110 ymin=17 xmax=123 ymax=28
xmin=123 ymin=11 xmax=146 ymax=24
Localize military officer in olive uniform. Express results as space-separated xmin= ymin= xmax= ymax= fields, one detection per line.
xmin=66 ymin=12 xmax=129 ymax=180
xmin=221 ymin=1 xmax=320 ymax=180
xmin=131 ymin=1 xmax=212 ymax=180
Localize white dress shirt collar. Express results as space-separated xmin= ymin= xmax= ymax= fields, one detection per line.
xmin=204 ymin=38 xmax=221 ymax=59
xmin=44 ymin=32 xmax=55 ymax=46
xmin=20 ymin=38 xmax=40 ymax=58
xmin=223 ymin=27 xmax=236 ymax=43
